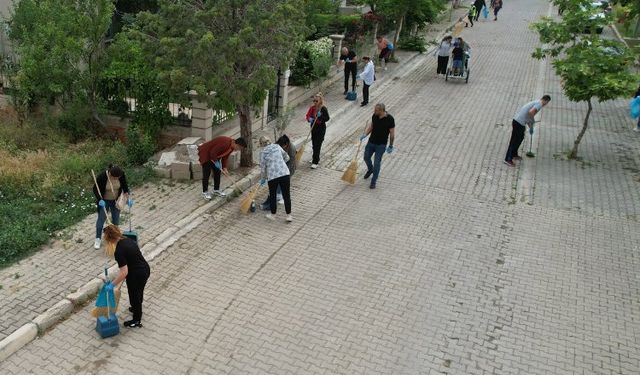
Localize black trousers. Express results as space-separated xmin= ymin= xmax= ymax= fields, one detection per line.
xmin=344 ymin=65 xmax=357 ymax=92
xmin=127 ymin=267 xmax=150 ymax=321
xmin=475 ymin=5 xmax=482 ymax=20
xmin=437 ymin=56 xmax=449 ymax=74
xmin=201 ymin=160 xmax=221 ymax=192
xmin=311 ymin=124 xmax=326 ymax=164
xmin=268 ymin=175 xmax=291 ymax=214
xmin=505 ymin=120 xmax=526 ymax=161
xmin=362 ymin=83 xmax=370 ymax=105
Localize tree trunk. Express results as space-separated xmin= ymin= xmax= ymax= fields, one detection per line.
xmin=569 ymin=99 xmax=592 ymax=159
xmin=238 ymin=103 xmax=253 ymax=167
xmin=391 ymin=13 xmax=405 ymax=60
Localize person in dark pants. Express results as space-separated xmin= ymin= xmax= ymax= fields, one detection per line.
xmin=93 ymin=165 xmax=129 ymax=250
xmin=357 ymin=56 xmax=375 ymax=107
xmin=104 ymin=224 xmax=150 ymax=328
xmin=360 ymin=103 xmax=396 ymax=189
xmin=260 ymin=136 xmax=293 ymax=222
xmin=474 ymin=0 xmax=486 ymax=20
xmin=198 ymin=136 xmax=247 ymax=200
xmin=504 ymin=95 xmax=551 ymax=166
xmin=491 ymin=0 xmax=503 ymax=20
xmin=434 ymin=36 xmax=453 ymax=75
xmin=339 ymin=47 xmax=358 ymax=95
xmin=261 ymin=135 xmax=296 ymax=210
xmin=634 ymin=85 xmax=640 ymax=132
xmin=305 ymin=93 xmax=330 ymax=169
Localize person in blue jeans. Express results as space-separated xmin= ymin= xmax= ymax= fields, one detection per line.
xmin=360 ymin=103 xmax=396 ymax=189
xmin=92 ymin=165 xmax=129 ymax=249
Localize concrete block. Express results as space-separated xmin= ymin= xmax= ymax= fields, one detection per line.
xmin=0 ymin=323 xmax=38 ymax=362
xmin=33 ymin=299 xmax=74 ymax=334
xmin=66 ymin=278 xmax=103 ymax=305
xmin=170 ymin=162 xmax=191 ymax=180
xmin=153 ymin=166 xmax=171 ymax=179
xmin=191 ymin=162 xmax=203 ymax=180
xmin=158 ymin=151 xmax=177 ymax=167
xmin=228 ymin=150 xmax=241 ymax=171
xmin=177 ymin=137 xmax=202 ymax=145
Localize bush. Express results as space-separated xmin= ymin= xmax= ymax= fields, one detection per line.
xmin=399 ymin=35 xmax=428 ymax=53
xmin=289 ymin=37 xmax=334 ymax=87
xmin=126 ymin=123 xmax=157 ymax=165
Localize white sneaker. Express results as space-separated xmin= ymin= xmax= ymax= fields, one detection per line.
xmin=278 ymin=198 xmax=285 ymax=205
xmin=94 ymin=238 xmax=101 ymax=250
xmin=212 ymin=190 xmax=227 ymax=197
xmin=286 ymin=215 xmax=293 ymax=222
xmin=202 ymin=192 xmax=212 ymax=200
xmin=311 ymin=164 xmax=318 ymax=169
xmin=265 ymin=213 xmax=274 ymax=221
xmin=634 ymin=128 xmax=640 ymax=132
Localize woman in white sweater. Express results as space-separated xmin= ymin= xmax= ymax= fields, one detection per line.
xmin=435 ymin=35 xmax=453 ymax=75
xmin=260 ymin=135 xmax=293 ymax=222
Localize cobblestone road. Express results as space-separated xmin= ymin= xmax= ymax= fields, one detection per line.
xmin=2 ymin=0 xmax=639 ymax=374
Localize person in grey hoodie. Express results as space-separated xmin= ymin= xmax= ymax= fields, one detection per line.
xmin=261 ymin=135 xmax=296 ymax=210
xmin=259 ymin=135 xmax=293 ymax=222
xmin=435 ymin=36 xmax=453 ymax=75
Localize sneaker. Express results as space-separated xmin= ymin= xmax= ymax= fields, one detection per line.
xmin=286 ymin=215 xmax=293 ymax=222
xmin=202 ymin=192 xmax=212 ymax=200
xmin=265 ymin=213 xmax=274 ymax=221
xmin=123 ymin=320 xmax=143 ymax=328
xmin=634 ymin=128 xmax=640 ymax=132
xmin=384 ymin=67 xmax=388 ymax=71
xmin=363 ymin=170 xmax=372 ymax=179
xmin=343 ymin=90 xmax=348 ymax=95
xmin=311 ymin=164 xmax=318 ymax=169
xmin=503 ymin=160 xmax=515 ymax=167
xmin=369 ymin=182 xmax=376 ymax=189
xmin=360 ymin=102 xmax=368 ymax=107
xmin=212 ymin=190 xmax=227 ymax=197
xmin=278 ymin=198 xmax=285 ymax=205
xmin=513 ymin=156 xmax=522 ymax=161
xmin=94 ymin=238 xmax=101 ymax=250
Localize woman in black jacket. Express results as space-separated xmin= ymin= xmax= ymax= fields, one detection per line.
xmin=305 ymin=93 xmax=330 ymax=169
xmin=92 ymin=165 xmax=129 ymax=249
xmin=103 ymin=224 xmax=150 ymax=328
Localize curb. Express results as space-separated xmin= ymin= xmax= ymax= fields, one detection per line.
xmin=0 ymin=11 xmax=462 ymax=363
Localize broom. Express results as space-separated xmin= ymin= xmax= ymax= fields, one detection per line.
xmin=239 ymin=183 xmax=261 ymax=214
xmin=91 ymin=169 xmax=112 ymax=226
xmin=295 ymin=116 xmax=319 ymax=165
xmin=341 ymin=122 xmax=369 ymax=185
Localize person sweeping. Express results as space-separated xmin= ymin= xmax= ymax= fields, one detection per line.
xmin=504 ymin=95 xmax=551 ymax=167
xmin=259 ymin=136 xmax=293 ymax=222
xmin=360 ymin=103 xmax=396 ymax=189
xmin=103 ymin=224 xmax=150 ymax=328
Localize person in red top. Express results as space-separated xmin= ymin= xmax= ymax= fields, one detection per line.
xmin=198 ymin=136 xmax=247 ymax=200
xmin=305 ymin=93 xmax=330 ymax=169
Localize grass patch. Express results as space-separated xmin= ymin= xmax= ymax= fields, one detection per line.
xmin=0 ymin=111 xmax=155 ymax=268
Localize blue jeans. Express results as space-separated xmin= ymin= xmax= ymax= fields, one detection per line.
xmin=96 ymin=200 xmax=120 ymax=239
xmin=363 ymin=143 xmax=387 ymax=184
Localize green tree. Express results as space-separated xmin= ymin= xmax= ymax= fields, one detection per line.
xmin=8 ymin=0 xmax=115 ymax=133
xmin=132 ymin=0 xmax=308 ymax=166
xmin=532 ymin=0 xmax=639 ymax=159
xmin=379 ymin=0 xmax=444 ymax=57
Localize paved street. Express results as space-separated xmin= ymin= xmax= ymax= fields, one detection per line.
xmin=2 ymin=0 xmax=640 ymax=373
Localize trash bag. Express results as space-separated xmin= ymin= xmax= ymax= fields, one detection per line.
xmin=630 ymin=97 xmax=640 ymax=119
xmin=483 ymin=6 xmax=489 ymax=19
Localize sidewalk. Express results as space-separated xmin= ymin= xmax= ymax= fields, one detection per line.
xmin=0 ymin=4 xmax=469 ymax=351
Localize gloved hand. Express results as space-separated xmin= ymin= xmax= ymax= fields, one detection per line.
xmin=127 ymin=198 xmax=134 ymax=208
xmin=213 ymin=159 xmax=222 ymax=170
xmin=359 ymin=134 xmax=367 ymax=141
xmin=98 ymin=199 xmax=106 ymax=208
xmin=308 ymin=117 xmax=315 ymax=124
xmin=104 ymin=281 xmax=114 ymax=292
xmin=386 ymin=146 xmax=394 ymax=154
xmin=316 ymin=111 xmax=322 ymax=118
xmin=259 ymin=178 xmax=266 ymax=186
xmin=529 ymin=127 xmax=534 ymax=135
xmin=345 ymin=59 xmax=351 ymax=63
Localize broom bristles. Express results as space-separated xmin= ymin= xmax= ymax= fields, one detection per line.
xmin=295 ymin=143 xmax=305 ymax=164
xmin=341 ymin=160 xmax=358 ymax=185
xmin=240 ymin=185 xmax=259 ymax=214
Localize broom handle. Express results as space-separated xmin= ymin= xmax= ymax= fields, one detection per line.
xmin=91 ymin=169 xmax=112 ymax=226
xmin=353 ymin=120 xmax=370 ymax=157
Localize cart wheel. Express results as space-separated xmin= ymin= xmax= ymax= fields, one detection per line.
xmin=445 ymin=69 xmax=449 ymax=81
xmin=465 ymin=69 xmax=470 ymax=83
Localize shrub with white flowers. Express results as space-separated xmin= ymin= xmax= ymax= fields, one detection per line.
xmin=290 ymin=37 xmax=334 ymax=87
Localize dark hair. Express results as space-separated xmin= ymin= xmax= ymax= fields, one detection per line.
xmin=235 ymin=137 xmax=248 ymax=148
xmin=276 ymin=134 xmax=290 ymax=147
xmin=542 ymin=95 xmax=551 ymax=102
xmin=108 ymin=165 xmax=124 ymax=178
